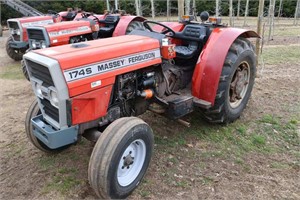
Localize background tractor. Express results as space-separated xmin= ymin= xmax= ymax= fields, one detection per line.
xmin=23 ymin=13 xmax=259 ymax=199
xmin=21 ymin=11 xmax=145 ymax=80
xmin=6 ymin=8 xmax=89 ymax=61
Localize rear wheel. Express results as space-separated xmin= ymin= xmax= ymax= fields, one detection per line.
xmin=125 ymin=20 xmax=146 ymax=35
xmin=201 ymin=37 xmax=256 ymax=123
xmin=88 ymin=117 xmax=154 ymax=199
xmin=6 ymin=36 xmax=25 ymax=61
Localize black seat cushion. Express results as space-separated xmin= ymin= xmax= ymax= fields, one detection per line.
xmin=175 ymin=44 xmax=198 ymax=59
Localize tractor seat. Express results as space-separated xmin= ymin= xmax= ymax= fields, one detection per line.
xmin=175 ymin=42 xmax=198 ymax=59
xmin=174 ymin=25 xmax=207 ymax=59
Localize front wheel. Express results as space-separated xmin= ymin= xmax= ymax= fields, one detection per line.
xmin=88 ymin=117 xmax=154 ymax=199
xmin=6 ymin=36 xmax=25 ymax=61
xmin=201 ymin=37 xmax=256 ymax=123
xmin=25 ymin=99 xmax=69 ymax=153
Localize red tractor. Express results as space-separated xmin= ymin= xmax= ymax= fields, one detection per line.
xmin=23 ymin=13 xmax=259 ymax=199
xmin=6 ymin=8 xmax=86 ymax=61
xmin=21 ymin=11 xmax=145 ymax=80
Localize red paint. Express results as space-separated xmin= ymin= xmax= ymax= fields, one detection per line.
xmin=192 ymin=28 xmax=259 ymax=105
xmin=71 ymin=85 xmax=113 ymax=124
xmin=112 ymin=16 xmax=146 ymax=37
xmin=36 ymin=35 xmax=161 ymax=97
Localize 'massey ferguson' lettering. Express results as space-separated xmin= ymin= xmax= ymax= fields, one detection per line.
xmin=98 ymin=60 xmax=125 ymax=71
xmin=128 ymin=53 xmax=155 ymax=63
xmin=63 ymin=49 xmax=161 ymax=82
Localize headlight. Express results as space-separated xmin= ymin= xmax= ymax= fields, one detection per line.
xmin=31 ymin=40 xmax=37 ymax=49
xmin=34 ymin=82 xmax=43 ymax=98
xmin=40 ymin=41 xmax=47 ymax=49
xmin=16 ymin=29 xmax=21 ymax=35
xmin=49 ymin=90 xmax=59 ymax=108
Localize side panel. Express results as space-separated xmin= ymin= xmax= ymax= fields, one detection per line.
xmin=71 ymin=85 xmax=113 ymax=124
xmin=112 ymin=16 xmax=146 ymax=37
xmin=192 ymin=28 xmax=259 ymax=105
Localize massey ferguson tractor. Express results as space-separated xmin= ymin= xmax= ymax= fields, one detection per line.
xmin=21 ymin=12 xmax=145 ymax=80
xmin=6 ymin=8 xmax=87 ymax=61
xmin=23 ymin=13 xmax=259 ymax=199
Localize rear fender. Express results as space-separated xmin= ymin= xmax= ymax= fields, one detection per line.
xmin=112 ymin=16 xmax=146 ymax=37
xmin=192 ymin=28 xmax=259 ymax=105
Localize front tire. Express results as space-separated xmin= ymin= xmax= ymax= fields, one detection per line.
xmin=25 ymin=99 xmax=68 ymax=153
xmin=6 ymin=36 xmax=25 ymax=61
xmin=88 ymin=117 xmax=154 ymax=199
xmin=202 ymin=37 xmax=256 ymax=123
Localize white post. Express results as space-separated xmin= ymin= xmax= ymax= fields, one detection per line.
xmin=115 ymin=0 xmax=118 ymax=10
xmin=229 ymin=0 xmax=233 ymax=26
xmin=151 ymin=0 xmax=155 ymax=19
xmin=237 ymin=0 xmax=241 ymax=19
xmin=216 ymin=0 xmax=219 ymax=17
xmin=135 ymin=0 xmax=140 ymax=16
xmin=167 ymin=0 xmax=170 ymax=21
xmin=294 ymin=0 xmax=300 ymax=25
xmin=106 ymin=0 xmax=110 ymax=11
xmin=243 ymin=0 xmax=249 ymax=26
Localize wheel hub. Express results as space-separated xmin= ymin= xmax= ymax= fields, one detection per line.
xmin=229 ymin=62 xmax=250 ymax=108
xmin=122 ymin=153 xmax=134 ymax=169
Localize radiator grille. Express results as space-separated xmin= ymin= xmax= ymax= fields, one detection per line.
xmin=27 ymin=29 xmax=45 ymax=40
xmin=41 ymin=98 xmax=59 ymax=123
xmin=26 ymin=60 xmax=54 ymax=87
xmin=8 ymin=21 xmax=19 ymax=29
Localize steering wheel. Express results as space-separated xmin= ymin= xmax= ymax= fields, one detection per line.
xmin=143 ymin=20 xmax=176 ymax=36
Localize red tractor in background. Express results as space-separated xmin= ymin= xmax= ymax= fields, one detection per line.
xmin=6 ymin=8 xmax=87 ymax=61
xmin=21 ymin=11 xmax=145 ymax=80
xmin=23 ymin=12 xmax=259 ymax=199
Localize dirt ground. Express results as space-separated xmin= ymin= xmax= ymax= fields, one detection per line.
xmin=0 ymin=25 xmax=299 ymax=200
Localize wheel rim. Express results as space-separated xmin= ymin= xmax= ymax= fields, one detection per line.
xmin=229 ymin=61 xmax=250 ymax=108
xmin=117 ymin=139 xmax=146 ymax=187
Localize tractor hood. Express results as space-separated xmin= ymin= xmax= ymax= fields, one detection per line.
xmin=31 ymin=35 xmax=162 ymax=96
xmin=8 ymin=16 xmax=54 ymax=28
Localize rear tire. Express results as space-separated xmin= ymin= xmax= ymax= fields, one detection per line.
xmin=201 ymin=37 xmax=256 ymax=123
xmin=25 ymin=99 xmax=68 ymax=153
xmin=88 ymin=117 xmax=154 ymax=199
xmin=125 ymin=20 xmax=146 ymax=35
xmin=6 ymin=36 xmax=25 ymax=61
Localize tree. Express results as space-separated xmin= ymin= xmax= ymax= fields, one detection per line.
xmin=150 ymin=0 xmax=155 ymax=19
xmin=237 ymin=0 xmax=241 ymax=19
xmin=294 ymin=0 xmax=300 ymax=25
xmin=244 ymin=0 xmax=250 ymax=26
xmin=229 ymin=0 xmax=233 ymax=26
xmin=256 ymin=0 xmax=265 ymax=67
xmin=178 ymin=0 xmax=184 ymax=20
xmin=216 ymin=0 xmax=220 ymax=16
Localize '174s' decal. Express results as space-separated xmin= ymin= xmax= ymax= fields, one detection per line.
xmin=63 ymin=49 xmax=161 ymax=82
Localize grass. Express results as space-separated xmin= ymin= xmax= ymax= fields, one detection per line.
xmin=0 ymin=63 xmax=24 ymax=79
xmin=262 ymin=45 xmax=300 ymax=65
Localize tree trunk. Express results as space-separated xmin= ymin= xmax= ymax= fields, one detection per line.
xmin=216 ymin=0 xmax=219 ymax=17
xmin=178 ymin=0 xmax=185 ymax=20
xmin=167 ymin=0 xmax=170 ymax=21
xmin=135 ymin=0 xmax=140 ymax=16
xmin=106 ymin=0 xmax=110 ymax=11
xmin=185 ymin=0 xmax=191 ymax=15
xmin=151 ymin=0 xmax=155 ymax=19
xmin=256 ymin=0 xmax=265 ymax=67
xmin=243 ymin=0 xmax=250 ymax=26
xmin=229 ymin=0 xmax=233 ymax=26
xmin=237 ymin=0 xmax=241 ymax=19
xmin=139 ymin=0 xmax=143 ymax=16
xmin=294 ymin=0 xmax=300 ymax=25
xmin=277 ymin=0 xmax=283 ymax=19
xmin=115 ymin=0 xmax=118 ymax=10
xmin=268 ymin=0 xmax=276 ymax=42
